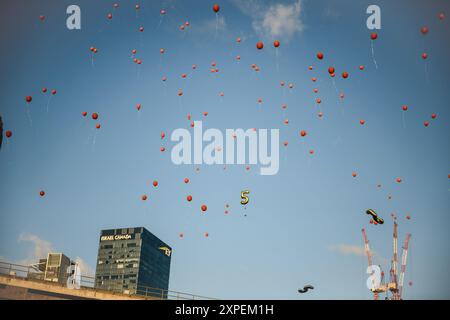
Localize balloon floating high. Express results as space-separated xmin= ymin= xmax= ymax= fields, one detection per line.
xmin=298 ymin=285 xmax=314 ymax=293
xmin=366 ymin=209 xmax=384 ymax=224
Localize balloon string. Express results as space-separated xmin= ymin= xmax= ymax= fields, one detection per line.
xmin=157 ymin=16 xmax=163 ymax=30
xmin=216 ymin=14 xmax=219 ymax=38
xmin=92 ymin=130 xmax=97 ymax=152
xmin=371 ymin=41 xmax=378 ymax=69
xmin=402 ymin=112 xmax=406 ymax=129
xmin=46 ymin=95 xmax=52 ymax=113
xmin=275 ymin=49 xmax=279 ymax=72
xmin=25 ymin=105 xmax=33 ymax=127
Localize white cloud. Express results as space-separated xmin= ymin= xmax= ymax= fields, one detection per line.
xmin=18 ymin=233 xmax=54 ymax=265
xmin=329 ymin=244 xmax=366 ymax=256
xmin=329 ymin=244 xmax=388 ymax=265
xmin=234 ymin=0 xmax=303 ymax=42
xmin=15 ymin=234 xmax=94 ymax=276
xmin=75 ymin=256 xmax=95 ymax=277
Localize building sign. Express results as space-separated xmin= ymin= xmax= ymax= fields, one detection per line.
xmin=100 ymin=234 xmax=133 ymax=241
xmin=159 ymin=246 xmax=172 ymax=257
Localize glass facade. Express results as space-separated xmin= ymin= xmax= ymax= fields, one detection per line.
xmin=94 ymin=227 xmax=171 ymax=297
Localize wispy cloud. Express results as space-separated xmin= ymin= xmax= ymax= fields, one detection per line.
xmin=14 ymin=233 xmax=94 ymax=276
xmin=18 ymin=233 xmax=54 ymax=265
xmin=75 ymin=256 xmax=95 ymax=276
xmin=329 ymin=244 xmax=388 ymax=265
xmin=233 ymin=0 xmax=303 ymax=42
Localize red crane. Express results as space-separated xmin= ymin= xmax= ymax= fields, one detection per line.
xmin=362 ymin=224 xmax=411 ymax=300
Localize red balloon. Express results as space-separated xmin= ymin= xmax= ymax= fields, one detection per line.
xmin=213 ymin=4 xmax=220 ymax=13
xmin=420 ymin=26 xmax=429 ymax=35
xmin=51 ymin=89 xmax=57 ymax=95
xmin=160 ymin=48 xmax=165 ymax=54
xmin=161 ymin=132 xmax=166 ymax=139
xmin=328 ymin=67 xmax=335 ymax=74
xmin=139 ymin=26 xmax=144 ymax=32
xmin=309 ymin=150 xmax=314 ymax=155
xmin=96 ymin=124 xmax=101 ymax=129
xmin=396 ymin=177 xmax=402 ymax=183
xmin=39 ymin=15 xmax=45 ymax=21
xmin=25 ymin=96 xmax=32 ymax=103
xmin=422 ymin=53 xmax=428 ymax=59
xmin=370 ymin=32 xmax=378 ymax=40
xmin=316 ymin=98 xmax=321 ymax=104
xmin=431 ymin=113 xmax=437 ymax=119
xmin=283 ymin=141 xmax=288 ymax=147
xmin=184 ymin=178 xmax=189 ymax=184
xmin=342 ymin=72 xmax=349 ymax=79
xmin=256 ymin=41 xmax=264 ymax=50
xmin=160 ymin=147 xmax=165 ymax=152
xmin=300 ymin=130 xmax=307 ymax=137
xmin=153 ymin=180 xmax=158 ymax=187
xmin=187 ymin=195 xmax=193 ymax=202
xmin=39 ymin=190 xmax=45 ymax=197
xmin=316 ymin=52 xmax=324 ymax=60
xmin=273 ymin=40 xmax=280 ymax=48
xmin=201 ymin=204 xmax=207 ymax=212
xmin=359 ymin=65 xmax=364 ymax=70
xmin=236 ymin=37 xmax=241 ymax=43
xmin=82 ymin=111 xmax=87 ymax=117
xmin=438 ymin=13 xmax=445 ymax=20
xmin=360 ymin=119 xmax=365 ymax=125
xmin=352 ymin=172 xmax=358 ymax=178
xmin=179 ymin=233 xmax=184 ymax=238
xmin=5 ymin=130 xmax=12 ymax=138
xmin=424 ymin=121 xmax=430 ymax=127
xmin=107 ymin=13 xmax=112 ymax=20
xmin=204 ymin=232 xmax=209 ymax=237
xmin=42 ymin=87 xmax=47 ymax=93
xmin=92 ymin=112 xmax=98 ymax=120
xmin=402 ymin=105 xmax=408 ymax=111
xmin=136 ymin=103 xmax=141 ymax=111
xmin=142 ymin=195 xmax=147 ymax=201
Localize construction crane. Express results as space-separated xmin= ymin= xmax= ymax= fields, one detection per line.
xmin=362 ymin=228 xmax=386 ymax=300
xmin=361 ymin=224 xmax=411 ymax=300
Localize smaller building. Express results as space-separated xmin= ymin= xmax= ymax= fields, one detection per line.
xmin=34 ymin=253 xmax=72 ymax=284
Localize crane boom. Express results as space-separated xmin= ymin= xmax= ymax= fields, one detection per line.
xmin=398 ymin=233 xmax=411 ymax=299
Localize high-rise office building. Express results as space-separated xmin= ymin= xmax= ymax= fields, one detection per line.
xmin=94 ymin=227 xmax=171 ymax=297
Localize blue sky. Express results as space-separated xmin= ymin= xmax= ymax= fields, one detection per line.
xmin=0 ymin=0 xmax=449 ymax=299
